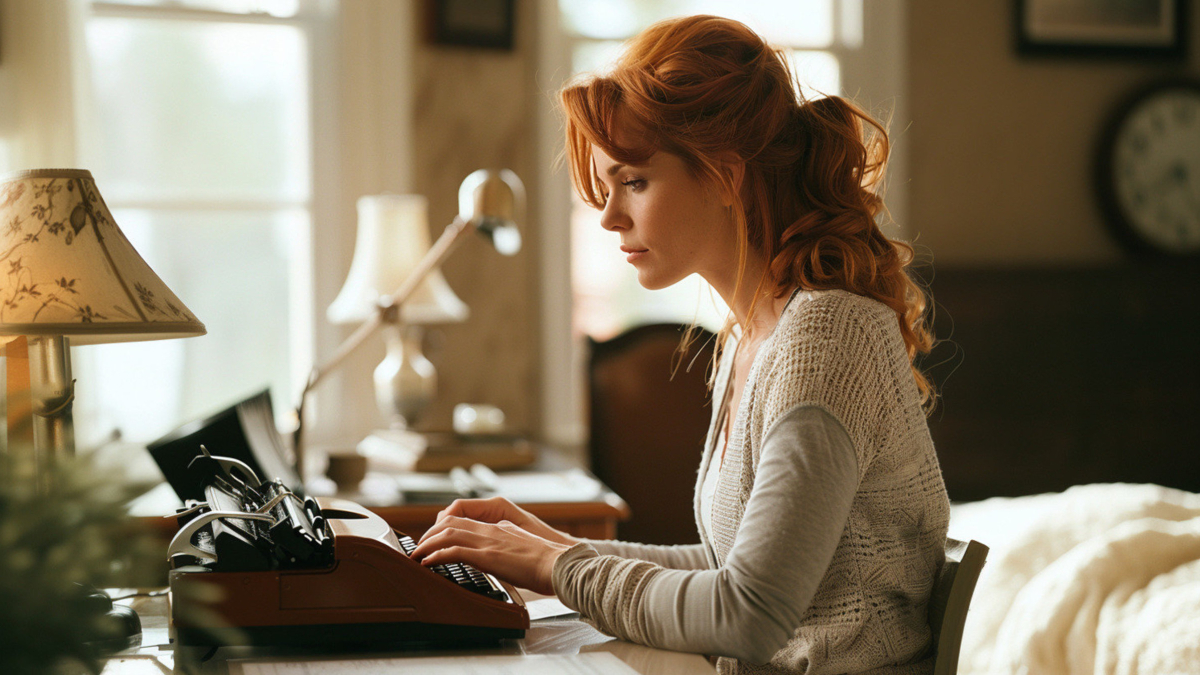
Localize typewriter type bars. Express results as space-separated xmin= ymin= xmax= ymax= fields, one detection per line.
xmin=167 ymin=446 xmax=528 ymax=650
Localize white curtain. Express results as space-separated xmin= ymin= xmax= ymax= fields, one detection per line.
xmin=0 ymin=0 xmax=86 ymax=172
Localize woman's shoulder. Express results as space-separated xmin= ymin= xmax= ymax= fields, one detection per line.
xmin=775 ymin=288 xmax=902 ymax=348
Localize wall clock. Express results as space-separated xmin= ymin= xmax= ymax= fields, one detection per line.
xmin=1096 ymin=80 xmax=1200 ymax=257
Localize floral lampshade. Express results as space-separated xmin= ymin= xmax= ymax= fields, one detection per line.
xmin=0 ymin=169 xmax=206 ymax=345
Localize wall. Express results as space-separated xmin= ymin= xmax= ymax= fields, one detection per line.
xmin=318 ymin=0 xmax=542 ymax=446
xmin=908 ymin=1 xmax=1200 ymax=264
xmin=906 ymin=3 xmax=1200 ymax=499
xmin=408 ymin=0 xmax=542 ymax=437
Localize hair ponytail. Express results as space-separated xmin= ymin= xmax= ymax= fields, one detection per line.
xmin=775 ymin=96 xmax=934 ymax=408
xmin=561 ymin=15 xmax=937 ymax=413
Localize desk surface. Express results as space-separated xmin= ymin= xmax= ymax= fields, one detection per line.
xmin=99 ymin=591 xmax=715 ymax=675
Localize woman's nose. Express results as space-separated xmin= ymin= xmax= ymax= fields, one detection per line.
xmin=599 ymin=198 xmax=629 ymax=232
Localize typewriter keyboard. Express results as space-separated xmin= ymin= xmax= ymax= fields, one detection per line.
xmin=396 ymin=534 xmax=510 ymax=602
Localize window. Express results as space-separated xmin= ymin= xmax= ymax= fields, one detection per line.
xmin=559 ymin=0 xmax=863 ymax=340
xmin=73 ymin=0 xmax=317 ymax=443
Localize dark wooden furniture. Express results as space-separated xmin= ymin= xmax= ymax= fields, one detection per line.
xmin=922 ymin=264 xmax=1200 ymax=501
xmin=588 ymin=324 xmax=716 ymax=546
xmin=929 ymin=538 xmax=989 ymax=675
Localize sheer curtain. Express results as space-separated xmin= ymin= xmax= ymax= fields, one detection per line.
xmin=0 ymin=0 xmax=84 ymax=172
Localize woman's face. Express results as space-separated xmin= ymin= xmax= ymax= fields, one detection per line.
xmin=590 ymin=142 xmax=737 ymax=291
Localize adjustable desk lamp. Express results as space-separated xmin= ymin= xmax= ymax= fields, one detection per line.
xmin=0 ymin=169 xmax=206 ymax=488
xmin=293 ymin=169 xmax=524 ymax=477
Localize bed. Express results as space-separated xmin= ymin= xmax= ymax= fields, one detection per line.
xmin=947 ymin=484 xmax=1200 ymax=675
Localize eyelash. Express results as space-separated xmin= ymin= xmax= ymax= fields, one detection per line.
xmin=621 ymin=178 xmax=646 ymax=191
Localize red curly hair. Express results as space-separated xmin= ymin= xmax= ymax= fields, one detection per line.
xmin=560 ymin=15 xmax=935 ymax=411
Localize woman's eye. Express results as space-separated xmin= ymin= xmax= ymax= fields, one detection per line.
xmin=621 ymin=178 xmax=646 ymax=191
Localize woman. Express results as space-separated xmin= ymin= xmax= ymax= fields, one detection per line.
xmin=413 ymin=15 xmax=950 ymax=674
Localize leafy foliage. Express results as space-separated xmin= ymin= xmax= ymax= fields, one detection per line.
xmin=0 ymin=453 xmax=159 ymax=675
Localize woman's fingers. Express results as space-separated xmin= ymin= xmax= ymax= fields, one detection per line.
xmin=418 ymin=545 xmax=482 ymax=569
xmin=439 ymin=496 xmax=518 ymax=523
xmin=420 ymin=497 xmax=578 ymax=549
xmin=422 ymin=497 xmax=528 ymax=544
xmin=411 ymin=519 xmax=570 ymax=596
xmin=412 ymin=520 xmax=486 ymax=559
xmin=417 ymin=514 xmax=464 ymax=546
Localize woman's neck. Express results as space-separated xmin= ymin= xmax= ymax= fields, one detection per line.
xmin=706 ymin=254 xmax=793 ymax=342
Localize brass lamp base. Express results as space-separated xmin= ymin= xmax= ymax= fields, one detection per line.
xmin=2 ymin=335 xmax=74 ymax=490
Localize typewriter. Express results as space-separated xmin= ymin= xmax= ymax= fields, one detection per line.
xmin=167 ymin=447 xmax=529 ymax=651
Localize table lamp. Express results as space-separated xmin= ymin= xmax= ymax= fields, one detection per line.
xmin=327 ymin=194 xmax=468 ymax=430
xmin=0 ymin=168 xmax=206 ymax=487
xmin=294 ymin=169 xmax=523 ymax=473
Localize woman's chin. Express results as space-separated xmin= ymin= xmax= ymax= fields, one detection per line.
xmin=635 ymin=269 xmax=683 ymax=291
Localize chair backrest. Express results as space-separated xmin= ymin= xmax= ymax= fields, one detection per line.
xmin=588 ymin=324 xmax=716 ymax=545
xmin=929 ymin=538 xmax=989 ymax=675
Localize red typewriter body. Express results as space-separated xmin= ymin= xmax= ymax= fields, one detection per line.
xmin=167 ymin=452 xmax=528 ymax=650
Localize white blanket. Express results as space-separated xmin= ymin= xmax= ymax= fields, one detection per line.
xmin=948 ymin=483 xmax=1200 ymax=675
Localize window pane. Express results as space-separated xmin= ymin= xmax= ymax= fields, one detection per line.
xmin=572 ymin=40 xmax=625 ymax=75
xmin=788 ymin=50 xmax=840 ymax=99
xmin=76 ymin=208 xmax=302 ymax=441
xmin=84 ymin=17 xmax=309 ymax=203
xmin=560 ymin=0 xmax=834 ymax=47
xmin=686 ymin=0 xmax=833 ymax=47
xmin=93 ymin=0 xmax=301 ymax=18
xmin=560 ymin=0 xmax=644 ymax=40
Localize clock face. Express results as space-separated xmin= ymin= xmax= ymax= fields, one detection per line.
xmin=1106 ymin=84 xmax=1200 ymax=255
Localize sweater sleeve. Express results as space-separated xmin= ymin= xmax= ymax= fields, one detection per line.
xmin=579 ymin=540 xmax=709 ymax=570
xmin=551 ymin=405 xmax=858 ymax=664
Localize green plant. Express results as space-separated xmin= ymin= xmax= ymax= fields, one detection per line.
xmin=0 ymin=452 xmax=158 ymax=675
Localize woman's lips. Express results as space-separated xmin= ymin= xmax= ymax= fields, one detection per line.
xmin=621 ymin=247 xmax=648 ymax=263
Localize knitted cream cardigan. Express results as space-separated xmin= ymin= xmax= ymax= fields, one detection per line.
xmin=553 ymin=289 xmax=951 ymax=674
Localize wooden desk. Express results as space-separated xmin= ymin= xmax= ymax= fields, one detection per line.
xmin=135 ymin=446 xmax=633 ymax=540
xmin=98 ymin=591 xmax=715 ymax=675
xmin=367 ymin=495 xmax=630 ymax=540
xmin=135 ymin=471 xmax=631 ymax=542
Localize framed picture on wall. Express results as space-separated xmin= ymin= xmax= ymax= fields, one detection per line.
xmin=1016 ymin=0 xmax=1188 ymax=58
xmin=429 ymin=0 xmax=515 ymax=51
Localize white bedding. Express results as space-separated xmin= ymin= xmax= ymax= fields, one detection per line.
xmin=947 ymin=483 xmax=1200 ymax=675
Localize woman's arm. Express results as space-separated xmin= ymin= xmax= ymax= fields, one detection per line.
xmin=552 ymin=404 xmax=858 ymax=664
xmin=580 ymin=539 xmax=709 ymax=570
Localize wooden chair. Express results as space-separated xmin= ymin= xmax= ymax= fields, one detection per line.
xmin=587 ymin=324 xmax=716 ymax=545
xmin=929 ymin=538 xmax=989 ymax=675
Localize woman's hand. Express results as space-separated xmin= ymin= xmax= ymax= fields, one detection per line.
xmin=422 ymin=496 xmax=579 ymax=547
xmin=410 ymin=516 xmax=572 ymax=596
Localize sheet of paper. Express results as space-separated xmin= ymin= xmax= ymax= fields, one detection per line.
xmin=234 ymin=651 xmax=640 ymax=675
xmin=526 ymin=596 xmax=580 ymax=621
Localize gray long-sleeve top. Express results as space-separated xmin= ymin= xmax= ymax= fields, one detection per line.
xmin=555 ymin=406 xmax=857 ymax=663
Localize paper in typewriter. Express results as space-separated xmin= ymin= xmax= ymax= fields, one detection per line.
xmin=232 ymin=651 xmax=641 ymax=674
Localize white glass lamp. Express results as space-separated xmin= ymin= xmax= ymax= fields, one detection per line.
xmin=0 ymin=169 xmax=206 ymax=485
xmin=327 ymin=195 xmax=468 ymax=429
